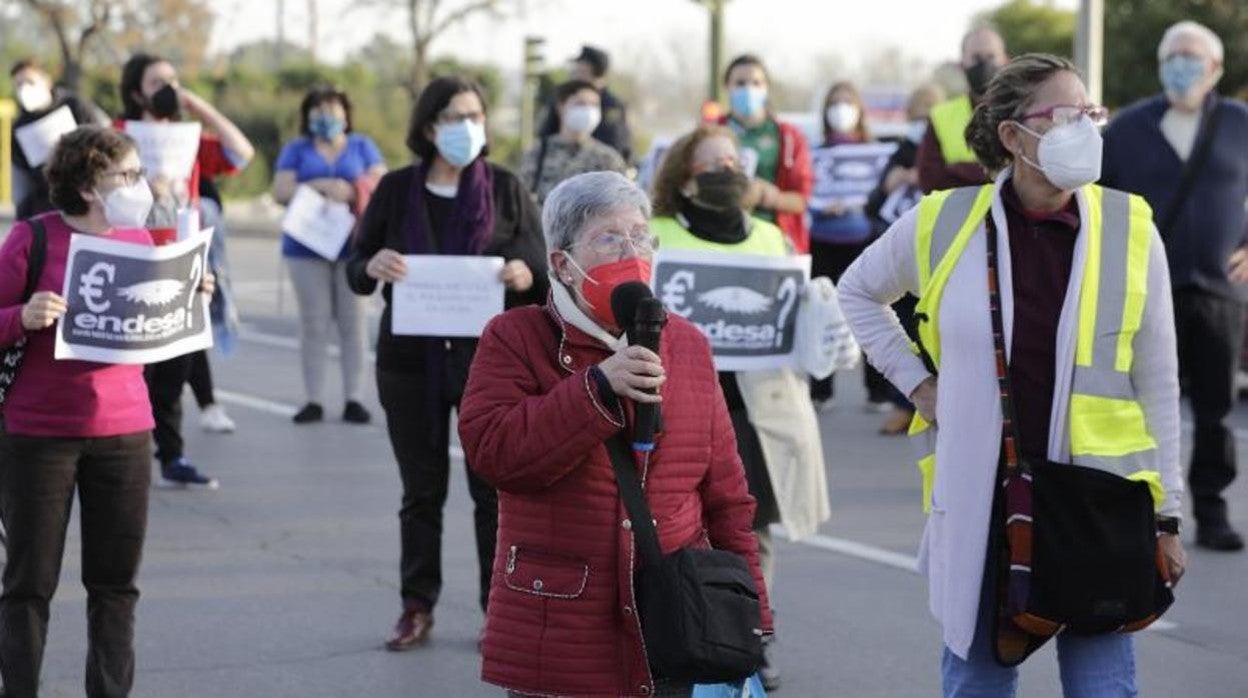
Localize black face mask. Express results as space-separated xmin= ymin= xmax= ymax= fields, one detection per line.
xmin=965 ymin=59 xmax=998 ymax=100
xmin=692 ymin=169 xmax=750 ymax=211
xmin=147 ymin=83 xmax=181 ymax=119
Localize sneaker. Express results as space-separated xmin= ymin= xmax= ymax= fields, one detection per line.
xmin=342 ymin=401 xmax=372 ymax=424
xmin=812 ymin=397 xmax=837 ymax=414
xmin=200 ymin=404 xmax=236 ymax=433
xmin=160 ymin=458 xmax=220 ymax=490
xmin=385 ymin=608 xmax=434 ymax=652
xmin=1196 ymin=524 xmax=1245 ymax=552
xmin=292 ymin=403 xmax=324 ymax=424
xmin=865 ymin=399 xmax=893 ymax=414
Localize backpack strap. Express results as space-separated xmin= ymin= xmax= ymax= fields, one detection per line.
xmin=1158 ymin=98 xmax=1223 ymax=239
xmin=22 ymin=218 xmax=48 ymax=302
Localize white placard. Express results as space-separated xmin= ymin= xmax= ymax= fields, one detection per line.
xmin=808 ymin=142 xmax=898 ymax=209
xmin=124 ymin=120 xmax=202 ymax=180
xmin=280 ymin=185 xmax=356 ymax=260
xmin=14 ymin=105 xmax=76 ymax=167
xmin=391 ymin=256 xmax=505 ymax=337
xmin=55 ymin=229 xmax=214 ymax=364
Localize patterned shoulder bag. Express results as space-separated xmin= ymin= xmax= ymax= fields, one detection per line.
xmin=0 ymin=218 xmax=49 ymax=407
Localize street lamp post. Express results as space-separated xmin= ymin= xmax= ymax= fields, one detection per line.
xmin=1075 ymin=0 xmax=1104 ymax=104
xmin=693 ymin=0 xmax=728 ymax=103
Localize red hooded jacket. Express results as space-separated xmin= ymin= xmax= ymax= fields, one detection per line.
xmin=459 ymin=301 xmax=772 ymax=697
xmin=718 ymin=116 xmax=814 ymax=253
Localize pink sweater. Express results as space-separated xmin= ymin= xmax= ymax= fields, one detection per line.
xmin=0 ymin=212 xmax=155 ymax=437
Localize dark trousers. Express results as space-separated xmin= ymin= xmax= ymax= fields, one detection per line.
xmin=377 ymin=370 xmax=497 ymax=612
xmin=0 ymin=429 xmax=151 ymax=698
xmin=144 ymin=354 xmax=194 ymax=463
xmin=187 ymin=351 xmax=215 ymax=409
xmin=809 ymin=240 xmax=891 ymax=402
xmin=1174 ymin=289 xmax=1247 ymax=527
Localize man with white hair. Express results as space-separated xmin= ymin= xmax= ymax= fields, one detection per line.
xmin=1103 ymin=20 xmax=1248 ymax=552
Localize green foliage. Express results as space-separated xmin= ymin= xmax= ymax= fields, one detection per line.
xmin=1103 ymin=0 xmax=1248 ymax=107
xmin=980 ymin=0 xmax=1076 ymax=59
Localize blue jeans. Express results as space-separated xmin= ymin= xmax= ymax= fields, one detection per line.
xmin=942 ymin=581 xmax=1138 ymax=697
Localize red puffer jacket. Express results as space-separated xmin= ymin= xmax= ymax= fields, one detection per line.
xmin=459 ymin=301 xmax=773 ymax=697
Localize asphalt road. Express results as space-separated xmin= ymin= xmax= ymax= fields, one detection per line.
xmin=9 ymin=225 xmax=1248 ymax=697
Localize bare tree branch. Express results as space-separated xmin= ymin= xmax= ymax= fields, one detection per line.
xmin=430 ymin=0 xmax=495 ymax=38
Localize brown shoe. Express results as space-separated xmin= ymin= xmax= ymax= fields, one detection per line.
xmin=385 ymin=609 xmax=433 ymax=651
xmin=878 ymin=407 xmax=914 ymax=436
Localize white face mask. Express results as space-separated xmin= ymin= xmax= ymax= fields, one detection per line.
xmin=562 ymin=104 xmax=602 ymax=135
xmin=16 ymin=82 xmax=53 ymax=113
xmin=95 ymin=181 xmax=154 ymax=229
xmin=1014 ymin=116 xmax=1103 ymax=191
xmin=825 ymin=103 xmax=860 ymax=134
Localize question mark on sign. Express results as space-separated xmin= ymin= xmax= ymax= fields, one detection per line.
xmin=774 ymin=277 xmax=798 ymax=348
xmin=185 ymin=251 xmax=204 ymax=330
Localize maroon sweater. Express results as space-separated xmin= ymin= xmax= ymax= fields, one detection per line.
xmin=1001 ymin=182 xmax=1080 ymax=460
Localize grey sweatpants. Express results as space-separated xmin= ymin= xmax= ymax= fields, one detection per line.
xmin=286 ymin=256 xmax=367 ymax=405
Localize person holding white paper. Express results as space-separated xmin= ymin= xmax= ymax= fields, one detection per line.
xmin=9 ymin=58 xmax=102 ymax=219
xmin=273 ymin=86 xmax=387 ymax=425
xmin=346 ymin=76 xmax=546 ymax=652
xmin=119 ymin=52 xmax=255 ymax=491
xmin=0 ymin=126 xmax=212 ymax=697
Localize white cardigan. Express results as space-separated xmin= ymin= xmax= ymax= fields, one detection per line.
xmin=837 ymin=171 xmax=1182 ymax=659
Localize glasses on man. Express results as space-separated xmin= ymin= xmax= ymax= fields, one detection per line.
xmin=568 ymin=228 xmax=659 ymax=257
xmin=101 ymin=168 xmax=147 ymax=187
xmin=1016 ymin=104 xmax=1109 ymax=127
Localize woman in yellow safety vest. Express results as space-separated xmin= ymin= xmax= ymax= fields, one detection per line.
xmin=649 ymin=124 xmax=830 ymax=692
xmin=838 ymin=54 xmax=1185 ymax=696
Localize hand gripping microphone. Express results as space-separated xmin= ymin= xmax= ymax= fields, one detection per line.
xmin=610 ymin=282 xmax=668 ymax=452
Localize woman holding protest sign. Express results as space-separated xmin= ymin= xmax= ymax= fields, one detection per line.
xmin=808 ymin=80 xmax=893 ymax=411
xmin=0 ymin=126 xmax=213 ymax=697
xmin=719 ymin=54 xmax=814 ymax=254
xmin=345 ymin=76 xmax=547 ymax=652
xmin=649 ymin=125 xmax=828 ymax=690
xmin=272 ymin=86 xmax=387 ymax=425
xmin=119 ymin=52 xmax=255 ymax=489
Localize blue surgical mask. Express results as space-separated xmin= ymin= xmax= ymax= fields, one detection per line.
xmin=309 ymin=113 xmax=345 ymax=141
xmin=906 ymin=119 xmax=928 ymax=144
xmin=729 ymin=86 xmax=768 ymax=120
xmin=1160 ymin=55 xmax=1207 ymax=100
xmin=434 ymin=119 xmax=487 ymax=167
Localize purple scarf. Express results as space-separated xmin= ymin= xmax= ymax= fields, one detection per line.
xmin=406 ymin=157 xmax=495 ymax=255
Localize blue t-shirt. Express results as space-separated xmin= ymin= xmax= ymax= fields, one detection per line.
xmin=275 ymin=134 xmax=385 ymax=258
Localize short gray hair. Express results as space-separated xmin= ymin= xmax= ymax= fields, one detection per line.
xmin=1158 ymin=21 xmax=1224 ymax=63
xmin=541 ymin=171 xmax=651 ymax=253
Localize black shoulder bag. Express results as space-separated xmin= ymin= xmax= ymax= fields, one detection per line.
xmin=604 ymin=434 xmax=765 ymax=684
xmin=1157 ymin=98 xmax=1222 ymax=239
xmin=0 ymin=218 xmax=49 ymax=407
xmin=982 ymin=213 xmax=1174 ymax=667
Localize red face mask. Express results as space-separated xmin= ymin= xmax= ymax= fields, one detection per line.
xmin=565 ymin=255 xmax=654 ymax=328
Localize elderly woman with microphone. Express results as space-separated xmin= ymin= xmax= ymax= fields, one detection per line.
xmin=459 ymin=171 xmax=772 ymax=697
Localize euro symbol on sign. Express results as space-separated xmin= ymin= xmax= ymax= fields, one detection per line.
xmin=79 ymin=261 xmax=116 ymax=313
xmin=660 ymin=270 xmax=696 ymax=319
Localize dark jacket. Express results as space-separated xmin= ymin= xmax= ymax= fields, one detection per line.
xmin=346 ymin=163 xmax=549 ymax=386
xmin=539 ymin=87 xmax=633 ymax=164
xmin=12 ymin=94 xmax=97 ymax=219
xmin=865 ymin=137 xmax=920 ymax=234
xmin=1101 ymin=94 xmax=1248 ymax=301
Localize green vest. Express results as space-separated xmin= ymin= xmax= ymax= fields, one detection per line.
xmin=929 ymin=95 xmax=978 ymax=166
xmin=907 ymin=184 xmax=1164 ymax=512
xmin=649 ymin=215 xmax=788 ymax=257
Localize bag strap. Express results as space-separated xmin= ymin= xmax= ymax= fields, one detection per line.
xmin=982 ymin=213 xmax=1027 ymax=473
xmin=22 ymin=218 xmax=48 ymax=303
xmin=1157 ymin=98 xmax=1223 ymax=239
xmin=530 ymin=136 xmax=550 ymax=195
xmin=604 ymin=432 xmax=665 ymax=567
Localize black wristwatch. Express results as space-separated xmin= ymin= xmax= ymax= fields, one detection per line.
xmin=1156 ymin=516 xmax=1181 ymax=535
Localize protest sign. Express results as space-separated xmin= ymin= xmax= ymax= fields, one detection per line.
xmin=14 ymin=105 xmax=76 ymax=167
xmin=280 ymin=185 xmax=356 ymax=260
xmin=653 ymin=249 xmax=810 ymax=371
xmin=124 ymin=120 xmax=202 ymax=181
xmin=391 ymin=256 xmax=505 ymax=337
xmin=808 ymin=142 xmax=897 ymax=210
xmin=55 ymin=229 xmax=214 ymax=364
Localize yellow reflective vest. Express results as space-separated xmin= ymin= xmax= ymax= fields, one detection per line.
xmin=649 ymin=215 xmax=788 ymax=257
xmin=929 ymin=95 xmax=978 ymax=166
xmin=907 ymin=184 xmax=1165 ymax=512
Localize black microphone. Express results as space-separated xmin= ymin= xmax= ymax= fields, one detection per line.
xmin=610 ymin=282 xmax=668 ymax=452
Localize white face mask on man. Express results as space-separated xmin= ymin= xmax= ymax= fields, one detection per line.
xmin=1013 ymin=115 xmax=1104 ymax=191
xmin=94 ymin=181 xmax=155 ymax=229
